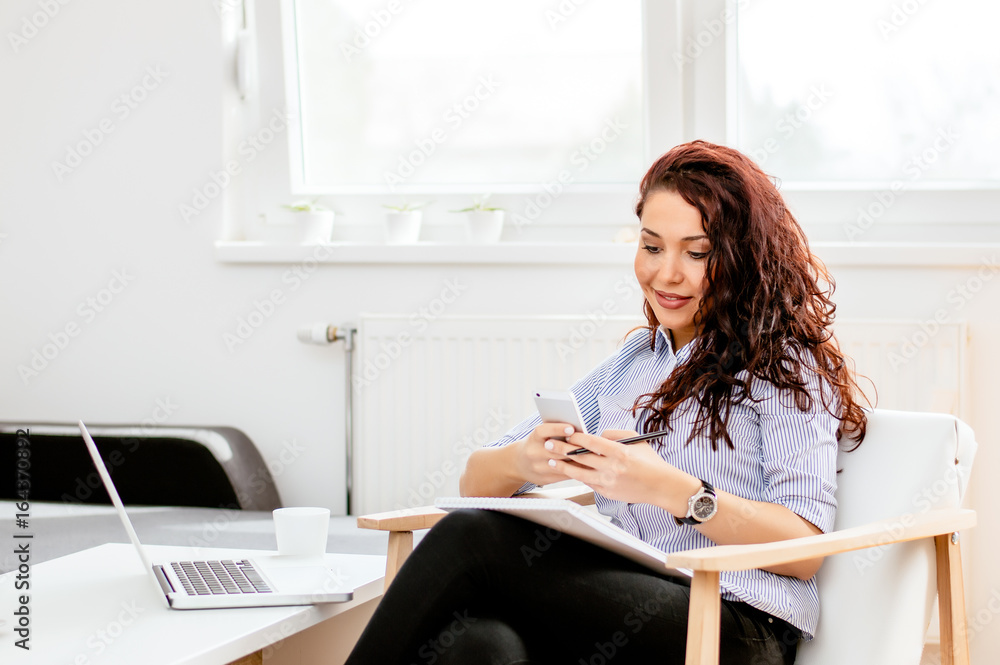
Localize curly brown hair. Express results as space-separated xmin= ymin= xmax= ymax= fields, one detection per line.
xmin=634 ymin=140 xmax=869 ymax=449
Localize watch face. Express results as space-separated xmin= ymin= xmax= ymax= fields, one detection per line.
xmin=693 ymin=496 xmax=716 ymax=520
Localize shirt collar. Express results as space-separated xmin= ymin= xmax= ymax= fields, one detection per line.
xmin=654 ymin=326 xmax=698 ymax=364
xmin=652 ymin=326 xmax=673 ymax=355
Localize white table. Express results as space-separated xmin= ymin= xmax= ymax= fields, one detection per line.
xmin=0 ymin=543 xmax=385 ymax=665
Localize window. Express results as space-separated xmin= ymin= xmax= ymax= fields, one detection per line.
xmin=734 ymin=0 xmax=1000 ymax=185
xmin=285 ymin=0 xmax=647 ymax=194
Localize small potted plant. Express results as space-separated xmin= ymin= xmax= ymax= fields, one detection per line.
xmin=452 ymin=195 xmax=504 ymax=243
xmin=266 ymin=199 xmax=335 ymax=243
xmin=382 ymin=202 xmax=429 ymax=244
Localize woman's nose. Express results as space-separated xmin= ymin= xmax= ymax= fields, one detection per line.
xmin=657 ymin=252 xmax=684 ymax=283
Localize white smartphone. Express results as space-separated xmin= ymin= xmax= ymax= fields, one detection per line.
xmin=533 ymin=390 xmax=589 ymax=437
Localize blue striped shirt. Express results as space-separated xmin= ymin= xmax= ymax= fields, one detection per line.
xmin=483 ymin=326 xmax=839 ymax=639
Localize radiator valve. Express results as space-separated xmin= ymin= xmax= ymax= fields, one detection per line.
xmin=297 ymin=323 xmax=339 ymax=344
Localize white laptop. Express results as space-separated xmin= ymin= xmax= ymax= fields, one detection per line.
xmin=79 ymin=420 xmax=355 ymax=609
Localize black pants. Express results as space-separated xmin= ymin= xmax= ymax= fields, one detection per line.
xmin=345 ymin=510 xmax=800 ymax=665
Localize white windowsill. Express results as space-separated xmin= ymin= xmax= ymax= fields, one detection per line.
xmin=215 ymin=241 xmax=637 ymax=265
xmin=215 ymin=241 xmax=1000 ymax=267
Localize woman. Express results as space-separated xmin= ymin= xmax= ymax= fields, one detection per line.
xmin=345 ymin=140 xmax=868 ymax=665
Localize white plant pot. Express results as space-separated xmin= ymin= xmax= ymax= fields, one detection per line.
xmin=465 ymin=210 xmax=504 ymax=243
xmin=299 ymin=211 xmax=335 ymax=243
xmin=385 ymin=211 xmax=422 ymax=244
xmin=262 ymin=210 xmax=334 ymax=244
xmin=259 ymin=210 xmax=300 ymax=244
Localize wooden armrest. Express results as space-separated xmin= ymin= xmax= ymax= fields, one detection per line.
xmin=357 ymin=506 xmax=447 ymax=532
xmin=356 ymin=484 xmax=595 ymax=532
xmin=666 ymin=508 xmax=976 ymax=572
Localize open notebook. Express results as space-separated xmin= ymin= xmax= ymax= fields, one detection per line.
xmin=434 ymin=497 xmax=691 ymax=579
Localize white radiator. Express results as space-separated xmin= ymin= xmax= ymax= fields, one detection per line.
xmin=833 ymin=319 xmax=968 ymax=419
xmin=352 ymin=315 xmax=968 ymax=514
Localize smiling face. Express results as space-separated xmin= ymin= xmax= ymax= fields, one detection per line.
xmin=633 ymin=189 xmax=711 ymax=350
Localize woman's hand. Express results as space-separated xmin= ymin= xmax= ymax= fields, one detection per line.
xmin=512 ymin=422 xmax=582 ymax=487
xmin=547 ymin=429 xmax=685 ymax=506
xmin=460 ymin=422 xmax=578 ymax=497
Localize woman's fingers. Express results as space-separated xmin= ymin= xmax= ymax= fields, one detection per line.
xmin=530 ymin=421 xmax=578 ymax=442
xmin=531 ymin=423 xmax=583 ymax=459
xmin=542 ymin=436 xmax=581 ymax=456
xmin=553 ymin=429 xmax=640 ymax=457
xmin=548 ymin=436 xmax=667 ymax=505
xmin=563 ymin=431 xmax=626 ymax=458
xmin=519 ymin=422 xmax=652 ymax=487
xmin=512 ymin=422 xmax=589 ymax=485
xmin=548 ymin=456 xmax=603 ymax=484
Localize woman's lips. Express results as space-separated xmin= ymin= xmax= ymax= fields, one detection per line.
xmin=655 ymin=291 xmax=693 ymax=310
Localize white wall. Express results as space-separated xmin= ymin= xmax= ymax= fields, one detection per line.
xmin=1 ymin=1 xmax=997 ymax=661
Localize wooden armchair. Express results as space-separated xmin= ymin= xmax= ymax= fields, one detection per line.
xmin=358 ymin=410 xmax=977 ymax=665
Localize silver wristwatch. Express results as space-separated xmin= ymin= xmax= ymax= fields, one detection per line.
xmin=675 ymin=479 xmax=718 ymax=525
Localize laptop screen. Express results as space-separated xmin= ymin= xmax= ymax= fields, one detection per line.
xmin=78 ymin=421 xmax=157 ymax=577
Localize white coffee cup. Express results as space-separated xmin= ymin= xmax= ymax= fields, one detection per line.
xmin=273 ymin=507 xmax=330 ymax=556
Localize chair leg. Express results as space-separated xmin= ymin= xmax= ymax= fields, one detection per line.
xmin=935 ymin=533 xmax=970 ymax=665
xmin=685 ymin=570 xmax=721 ymax=665
xmin=384 ymin=530 xmax=414 ymax=591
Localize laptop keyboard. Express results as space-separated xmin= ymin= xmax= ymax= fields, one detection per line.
xmin=170 ymin=559 xmax=272 ymax=596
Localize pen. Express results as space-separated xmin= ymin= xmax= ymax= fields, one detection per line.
xmin=564 ymin=429 xmax=670 ymax=456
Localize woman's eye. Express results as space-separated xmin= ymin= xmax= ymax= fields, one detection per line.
xmin=688 ymin=251 xmax=709 ymax=259
xmin=642 ymin=244 xmax=661 ymax=254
